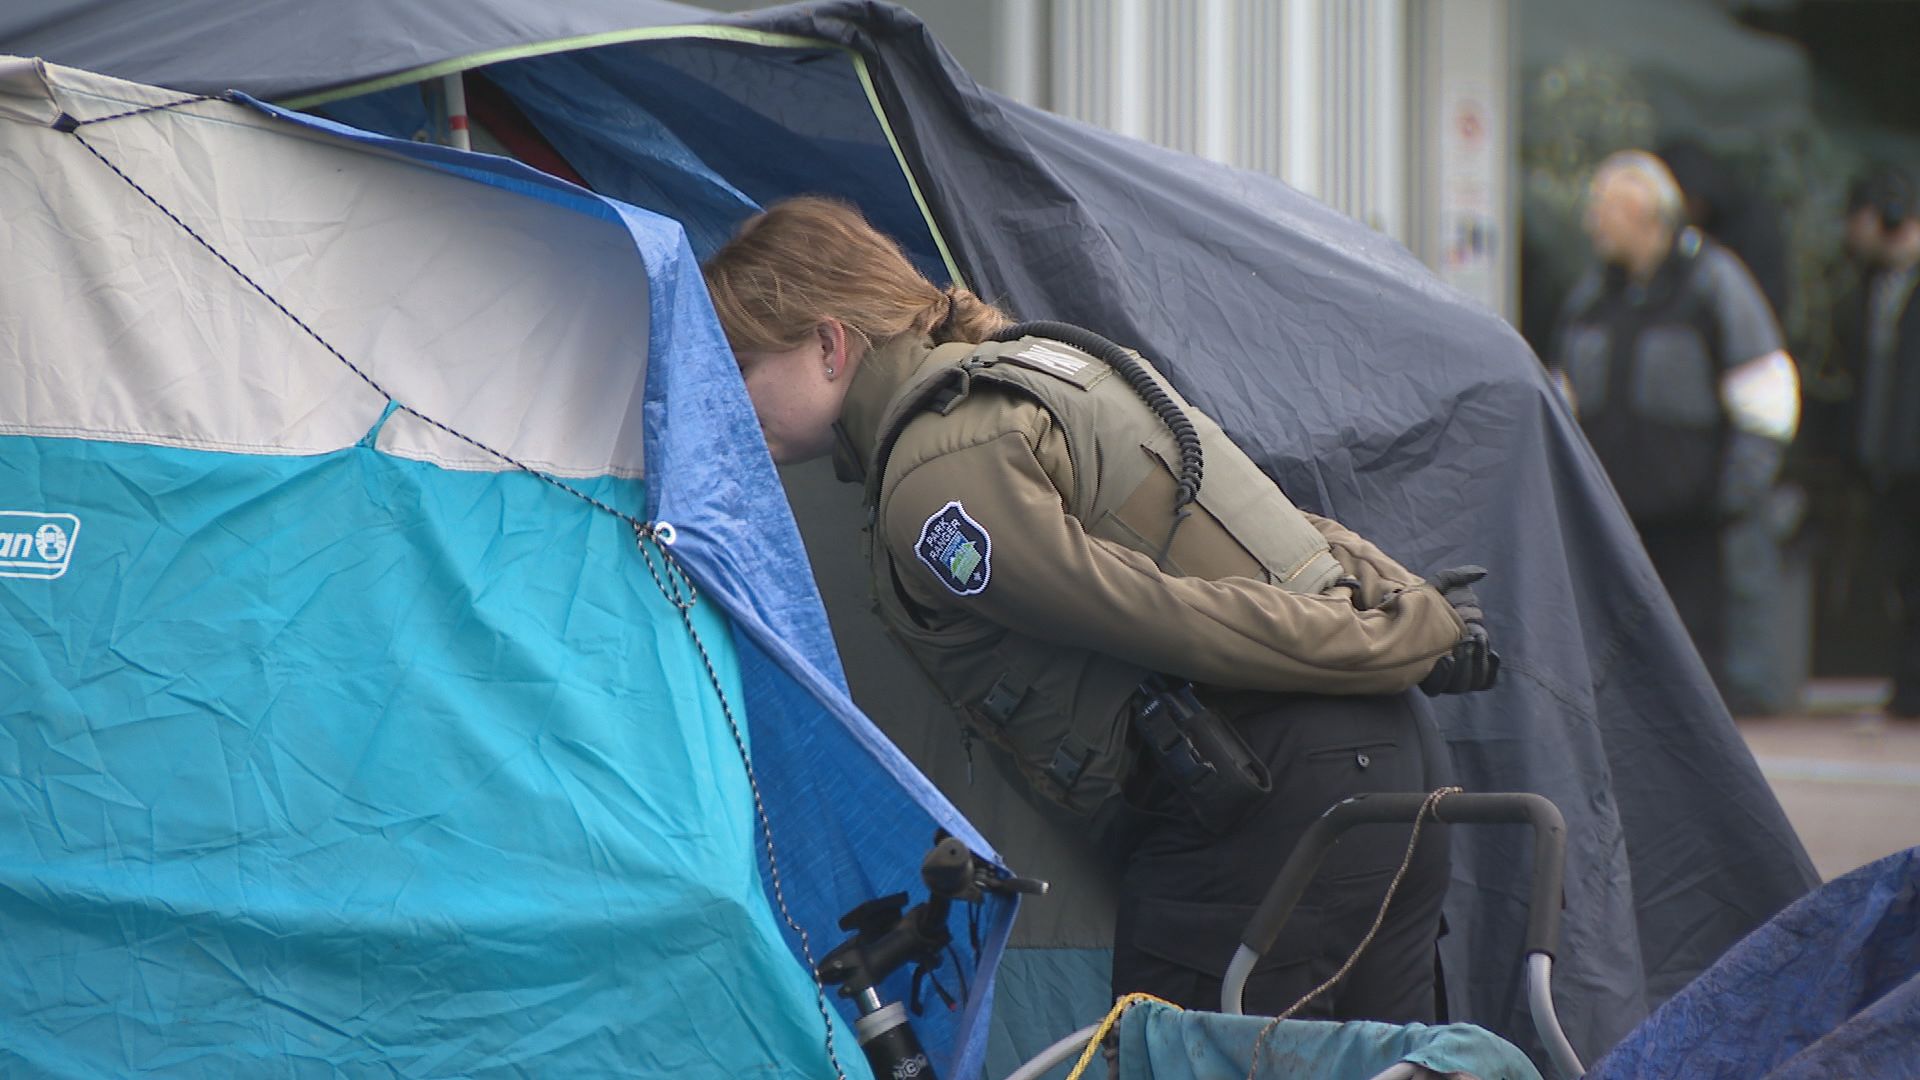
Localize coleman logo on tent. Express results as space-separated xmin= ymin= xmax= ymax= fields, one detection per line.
xmin=0 ymin=511 xmax=80 ymax=581
xmin=915 ymin=501 xmax=991 ymax=596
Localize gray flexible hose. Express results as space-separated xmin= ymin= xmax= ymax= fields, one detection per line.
xmin=1528 ymin=952 xmax=1586 ymax=1078
xmin=1000 ymin=1022 xmax=1103 ymax=1080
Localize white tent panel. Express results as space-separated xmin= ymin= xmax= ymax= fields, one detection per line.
xmin=0 ymin=56 xmax=649 ymax=477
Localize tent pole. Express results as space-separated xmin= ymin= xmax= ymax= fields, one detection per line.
xmin=442 ymin=73 xmax=470 ymax=150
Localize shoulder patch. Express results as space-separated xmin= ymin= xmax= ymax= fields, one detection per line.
xmin=1015 ymin=343 xmax=1090 ymax=377
xmin=914 ymin=501 xmax=992 ymax=596
xmin=995 ymin=341 xmax=1106 ymax=389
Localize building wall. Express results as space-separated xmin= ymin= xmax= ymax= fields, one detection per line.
xmin=1407 ymin=0 xmax=1517 ymax=319
xmin=1050 ymin=0 xmax=1407 ymax=240
xmin=910 ymin=0 xmax=1516 ymax=318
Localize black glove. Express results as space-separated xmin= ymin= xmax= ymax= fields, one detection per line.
xmin=1421 ymin=565 xmax=1500 ymax=696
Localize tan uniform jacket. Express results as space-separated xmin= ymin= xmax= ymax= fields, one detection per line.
xmin=839 ymin=336 xmax=1464 ymax=703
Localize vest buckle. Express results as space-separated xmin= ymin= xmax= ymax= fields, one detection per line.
xmin=1046 ymin=736 xmax=1094 ymax=792
xmin=978 ymin=673 xmax=1029 ymax=726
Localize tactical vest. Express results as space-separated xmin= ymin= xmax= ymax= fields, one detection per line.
xmin=865 ymin=335 xmax=1344 ymax=818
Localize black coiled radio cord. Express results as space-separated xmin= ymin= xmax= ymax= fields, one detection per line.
xmin=990 ymin=320 xmax=1203 ymax=563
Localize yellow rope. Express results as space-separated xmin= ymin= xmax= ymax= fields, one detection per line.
xmin=1062 ymin=992 xmax=1181 ymax=1080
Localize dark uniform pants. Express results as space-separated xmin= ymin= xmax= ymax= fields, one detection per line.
xmin=1110 ymin=692 xmax=1450 ymax=1022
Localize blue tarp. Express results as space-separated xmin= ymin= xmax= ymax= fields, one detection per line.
xmin=1589 ymin=847 xmax=1920 ymax=1079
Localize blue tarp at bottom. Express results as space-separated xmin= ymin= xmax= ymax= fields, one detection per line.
xmin=1588 ymin=846 xmax=1920 ymax=1080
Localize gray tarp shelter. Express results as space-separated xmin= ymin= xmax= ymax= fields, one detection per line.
xmin=2 ymin=0 xmax=1821 ymax=1072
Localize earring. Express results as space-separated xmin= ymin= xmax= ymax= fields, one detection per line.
xmin=825 ymin=365 xmax=836 ymax=378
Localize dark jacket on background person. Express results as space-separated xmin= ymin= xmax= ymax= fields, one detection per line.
xmin=1551 ymin=228 xmax=1785 ymax=522
xmin=1550 ymin=228 xmax=1786 ymax=697
xmin=1826 ymin=263 xmax=1920 ymax=715
xmin=1830 ymin=268 xmax=1920 ymax=484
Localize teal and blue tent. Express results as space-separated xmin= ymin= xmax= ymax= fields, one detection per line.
xmin=3 ymin=1 xmax=1827 ymax=1075
xmin=0 ymin=54 xmax=1009 ymax=1079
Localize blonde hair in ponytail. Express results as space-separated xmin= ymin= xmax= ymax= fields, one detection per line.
xmin=702 ymin=196 xmax=1011 ymax=363
xmin=935 ymin=284 xmax=1014 ymax=344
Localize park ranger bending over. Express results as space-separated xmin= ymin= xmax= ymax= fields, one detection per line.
xmin=703 ymin=197 xmax=1498 ymax=1021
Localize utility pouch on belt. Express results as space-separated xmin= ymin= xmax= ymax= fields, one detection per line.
xmin=1131 ymin=676 xmax=1272 ymax=835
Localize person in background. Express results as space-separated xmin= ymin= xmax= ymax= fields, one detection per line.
xmin=1824 ymin=167 xmax=1920 ymax=718
xmin=1657 ymin=141 xmax=1808 ymax=715
xmin=1549 ymin=151 xmax=1800 ymax=712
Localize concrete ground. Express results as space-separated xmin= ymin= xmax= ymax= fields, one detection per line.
xmin=1736 ymin=678 xmax=1920 ymax=880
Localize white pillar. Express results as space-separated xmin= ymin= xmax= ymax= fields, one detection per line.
xmin=1111 ymin=0 xmax=1149 ymax=140
xmin=997 ymin=0 xmax=1046 ymax=107
xmin=1281 ymin=0 xmax=1321 ymax=199
xmin=1368 ymin=0 xmax=1409 ymax=241
xmin=1198 ymin=0 xmax=1234 ymax=163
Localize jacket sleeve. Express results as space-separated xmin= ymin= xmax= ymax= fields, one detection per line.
xmin=882 ymin=427 xmax=1465 ymax=695
xmin=1302 ymin=511 xmax=1431 ymax=611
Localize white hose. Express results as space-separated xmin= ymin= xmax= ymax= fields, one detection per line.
xmin=1000 ymin=1022 xmax=1103 ymax=1080
xmin=1528 ymin=952 xmax=1586 ymax=1078
xmin=1221 ymin=944 xmax=1258 ymax=1015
